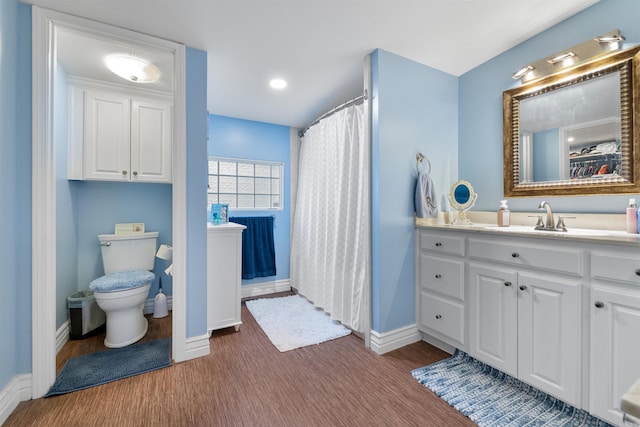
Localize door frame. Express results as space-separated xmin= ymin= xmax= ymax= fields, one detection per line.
xmin=31 ymin=6 xmax=188 ymax=398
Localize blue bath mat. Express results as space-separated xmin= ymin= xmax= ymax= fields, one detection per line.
xmin=45 ymin=337 xmax=171 ymax=396
xmin=412 ymin=350 xmax=612 ymax=426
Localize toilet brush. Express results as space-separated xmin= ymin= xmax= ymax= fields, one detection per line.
xmin=153 ymin=277 xmax=169 ymax=318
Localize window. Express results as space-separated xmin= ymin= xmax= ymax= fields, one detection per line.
xmin=208 ymin=157 xmax=283 ymax=210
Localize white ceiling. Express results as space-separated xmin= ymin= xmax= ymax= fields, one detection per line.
xmin=25 ymin=0 xmax=600 ymax=128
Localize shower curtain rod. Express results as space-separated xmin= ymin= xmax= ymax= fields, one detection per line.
xmin=298 ymin=91 xmax=367 ymax=137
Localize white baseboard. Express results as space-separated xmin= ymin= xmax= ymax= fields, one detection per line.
xmin=241 ymin=279 xmax=291 ymax=299
xmin=56 ymin=320 xmax=70 ymax=354
xmin=144 ymin=295 xmax=173 ymax=315
xmin=370 ymin=324 xmax=421 ymax=355
xmin=183 ymin=334 xmax=210 ymax=360
xmin=0 ymin=374 xmax=32 ymax=425
xmin=419 ymin=332 xmax=456 ymax=355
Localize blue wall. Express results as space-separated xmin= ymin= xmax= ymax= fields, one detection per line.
xmin=459 ymin=0 xmax=640 ymax=213
xmin=207 ymin=115 xmax=291 ymax=286
xmin=370 ymin=49 xmax=458 ymax=333
xmin=185 ymin=47 xmax=209 ymax=337
xmin=533 ymin=128 xmax=561 ymax=182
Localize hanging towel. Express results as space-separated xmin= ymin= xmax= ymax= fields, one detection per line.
xmin=415 ymin=172 xmax=439 ymax=218
xmin=229 ymin=216 xmax=276 ymax=280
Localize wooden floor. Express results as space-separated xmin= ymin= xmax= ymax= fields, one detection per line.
xmin=6 ymin=296 xmax=475 ymax=427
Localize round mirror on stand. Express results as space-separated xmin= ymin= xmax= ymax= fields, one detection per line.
xmin=448 ymin=180 xmax=477 ymax=225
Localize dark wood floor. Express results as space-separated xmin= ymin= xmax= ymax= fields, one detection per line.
xmin=6 ymin=296 xmax=475 ymax=427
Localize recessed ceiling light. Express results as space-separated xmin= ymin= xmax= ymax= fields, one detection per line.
xmin=105 ymin=54 xmax=161 ymax=84
xmin=269 ymin=78 xmax=287 ymax=89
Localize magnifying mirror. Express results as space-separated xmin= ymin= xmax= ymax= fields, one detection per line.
xmin=448 ymin=180 xmax=477 ymax=225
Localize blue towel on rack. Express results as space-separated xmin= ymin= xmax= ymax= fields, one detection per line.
xmin=229 ymin=216 xmax=276 ymax=280
xmin=415 ymin=172 xmax=439 ymax=218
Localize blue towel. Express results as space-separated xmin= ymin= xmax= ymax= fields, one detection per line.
xmin=229 ymin=216 xmax=276 ymax=280
xmin=415 ymin=172 xmax=439 ymax=218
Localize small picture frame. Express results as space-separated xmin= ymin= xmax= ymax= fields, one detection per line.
xmin=210 ymin=204 xmax=229 ymax=225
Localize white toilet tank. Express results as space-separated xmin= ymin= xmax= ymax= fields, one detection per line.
xmin=98 ymin=231 xmax=159 ymax=274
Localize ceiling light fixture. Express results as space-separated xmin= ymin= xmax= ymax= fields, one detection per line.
xmin=595 ymin=34 xmax=625 ymax=43
xmin=105 ymin=54 xmax=161 ymax=84
xmin=269 ymin=78 xmax=287 ymax=89
xmin=512 ymin=65 xmax=535 ymax=80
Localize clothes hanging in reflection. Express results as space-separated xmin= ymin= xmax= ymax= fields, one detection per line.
xmin=415 ymin=172 xmax=439 ymax=218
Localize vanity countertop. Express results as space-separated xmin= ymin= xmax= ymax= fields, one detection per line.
xmin=416 ymin=212 xmax=640 ymax=246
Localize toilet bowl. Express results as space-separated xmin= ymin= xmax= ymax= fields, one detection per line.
xmin=89 ymin=231 xmax=158 ymax=348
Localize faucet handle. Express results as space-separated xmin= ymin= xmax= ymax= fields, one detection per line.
xmin=528 ymin=215 xmax=544 ymax=229
xmin=556 ymin=215 xmax=575 ymax=232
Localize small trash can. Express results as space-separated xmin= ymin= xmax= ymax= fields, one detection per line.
xmin=67 ymin=290 xmax=105 ymax=339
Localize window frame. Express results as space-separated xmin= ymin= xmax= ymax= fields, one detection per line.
xmin=207 ymin=156 xmax=284 ymax=211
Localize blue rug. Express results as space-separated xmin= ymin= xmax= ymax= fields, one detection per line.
xmin=412 ymin=350 xmax=612 ymax=427
xmin=46 ymin=338 xmax=171 ymax=396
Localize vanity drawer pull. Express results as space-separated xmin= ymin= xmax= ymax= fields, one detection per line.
xmin=511 ymin=252 xmax=519 ymax=258
xmin=435 ymin=242 xmax=442 ymax=247
xmin=519 ymin=285 xmax=527 ymax=291
xmin=435 ymin=314 xmax=442 ymax=319
xmin=595 ymin=301 xmax=605 ymax=308
xmin=636 ymin=269 xmax=640 ymax=276
xmin=435 ymin=274 xmax=442 ymax=279
xmin=504 ymin=281 xmax=512 ymax=287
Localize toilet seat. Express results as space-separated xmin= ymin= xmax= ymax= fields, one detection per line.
xmin=90 ymin=270 xmax=155 ymax=293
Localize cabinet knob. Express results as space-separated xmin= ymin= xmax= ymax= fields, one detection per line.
xmin=435 ymin=274 xmax=442 ymax=279
xmin=511 ymin=252 xmax=519 ymax=258
xmin=435 ymin=242 xmax=442 ymax=247
xmin=122 ymin=170 xmax=128 ymax=175
xmin=435 ymin=314 xmax=442 ymax=319
xmin=519 ymin=285 xmax=527 ymax=291
xmin=133 ymin=171 xmax=138 ymax=176
xmin=595 ymin=302 xmax=605 ymax=308
xmin=636 ymin=269 xmax=640 ymax=276
xmin=504 ymin=281 xmax=512 ymax=287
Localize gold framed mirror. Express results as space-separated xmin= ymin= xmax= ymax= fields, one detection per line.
xmin=503 ymin=45 xmax=640 ymax=197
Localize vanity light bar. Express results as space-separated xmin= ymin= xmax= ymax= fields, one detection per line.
xmin=512 ymin=29 xmax=624 ymax=84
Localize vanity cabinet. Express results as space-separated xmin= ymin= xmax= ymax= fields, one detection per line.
xmin=589 ymin=248 xmax=640 ymax=426
xmin=207 ymin=222 xmax=246 ymax=333
xmin=416 ymin=230 xmax=466 ymax=350
xmin=68 ymin=85 xmax=172 ymax=183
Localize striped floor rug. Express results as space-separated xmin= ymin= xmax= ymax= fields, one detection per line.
xmin=412 ymin=350 xmax=612 ymax=427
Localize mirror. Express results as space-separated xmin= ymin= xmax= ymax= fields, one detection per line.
xmin=503 ymin=45 xmax=640 ymax=197
xmin=448 ymin=180 xmax=477 ymax=225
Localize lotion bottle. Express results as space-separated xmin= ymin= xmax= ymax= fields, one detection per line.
xmin=498 ymin=200 xmax=510 ymax=227
xmin=627 ymin=198 xmax=638 ymax=233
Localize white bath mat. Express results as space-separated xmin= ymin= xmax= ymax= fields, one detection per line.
xmin=245 ymin=294 xmax=351 ymax=352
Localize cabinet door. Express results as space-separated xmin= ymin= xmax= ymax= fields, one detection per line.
xmin=468 ymin=264 xmax=518 ymax=377
xmin=591 ymin=284 xmax=640 ymax=426
xmin=207 ymin=229 xmax=243 ymax=332
xmin=84 ymin=90 xmax=131 ymax=181
xmin=517 ymin=273 xmax=580 ymax=405
xmin=131 ymin=99 xmax=172 ymax=183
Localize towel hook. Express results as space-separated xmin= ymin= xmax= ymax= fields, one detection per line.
xmin=416 ymin=152 xmax=431 ymax=174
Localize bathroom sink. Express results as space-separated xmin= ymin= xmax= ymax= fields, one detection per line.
xmin=482 ymin=225 xmax=615 ymax=237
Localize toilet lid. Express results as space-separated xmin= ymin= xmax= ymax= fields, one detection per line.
xmin=89 ymin=270 xmax=155 ymax=293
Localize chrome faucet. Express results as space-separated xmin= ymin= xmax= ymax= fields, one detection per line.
xmin=538 ymin=201 xmax=555 ymax=229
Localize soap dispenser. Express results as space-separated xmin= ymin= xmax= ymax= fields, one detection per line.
xmin=498 ymin=200 xmax=511 ymax=227
xmin=627 ymin=198 xmax=638 ymax=233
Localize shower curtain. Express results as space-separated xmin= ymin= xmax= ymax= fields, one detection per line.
xmin=291 ymin=102 xmax=370 ymax=336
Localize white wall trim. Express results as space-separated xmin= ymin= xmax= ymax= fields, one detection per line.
xmin=369 ymin=324 xmax=421 ymax=355
xmin=31 ymin=6 xmax=190 ymax=398
xmin=0 ymin=374 xmax=32 ymax=426
xmin=184 ymin=334 xmax=210 ymax=360
xmin=55 ymin=320 xmax=70 ymax=354
xmin=241 ymin=280 xmax=291 ymax=299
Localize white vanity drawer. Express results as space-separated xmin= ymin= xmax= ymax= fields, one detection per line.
xmin=592 ymin=251 xmax=640 ymax=285
xmin=419 ymin=230 xmax=465 ymax=256
xmin=468 ymin=238 xmax=582 ymax=276
xmin=419 ymin=290 xmax=464 ymax=345
xmin=419 ymin=254 xmax=464 ymax=300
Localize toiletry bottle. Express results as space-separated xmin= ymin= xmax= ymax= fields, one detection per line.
xmin=498 ymin=200 xmax=510 ymax=227
xmin=627 ymin=198 xmax=638 ymax=233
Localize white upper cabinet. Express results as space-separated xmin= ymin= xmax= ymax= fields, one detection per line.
xmin=68 ymin=84 xmax=172 ymax=183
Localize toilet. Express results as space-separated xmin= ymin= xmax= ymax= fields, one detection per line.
xmin=89 ymin=231 xmax=158 ymax=348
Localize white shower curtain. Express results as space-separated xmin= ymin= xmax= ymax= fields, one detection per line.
xmin=291 ymin=102 xmax=370 ymax=335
